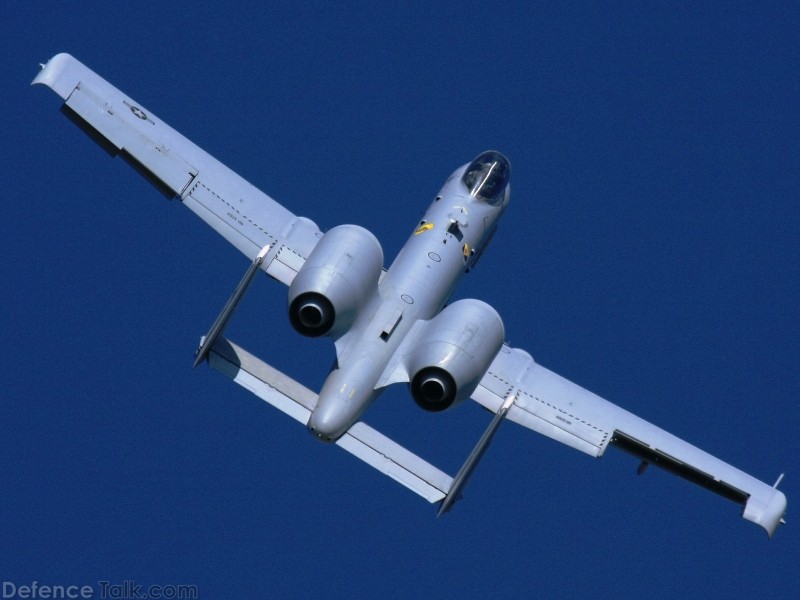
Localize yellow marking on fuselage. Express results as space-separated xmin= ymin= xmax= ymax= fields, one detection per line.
xmin=414 ymin=222 xmax=434 ymax=235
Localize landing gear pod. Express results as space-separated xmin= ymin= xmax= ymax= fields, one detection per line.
xmin=288 ymin=225 xmax=383 ymax=337
xmin=407 ymin=299 xmax=505 ymax=411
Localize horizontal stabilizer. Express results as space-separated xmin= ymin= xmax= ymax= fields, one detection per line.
xmin=208 ymin=338 xmax=453 ymax=503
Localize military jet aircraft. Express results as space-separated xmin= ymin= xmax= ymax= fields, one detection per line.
xmin=33 ymin=53 xmax=786 ymax=536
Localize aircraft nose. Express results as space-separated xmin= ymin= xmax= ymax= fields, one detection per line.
xmin=461 ymin=150 xmax=510 ymax=206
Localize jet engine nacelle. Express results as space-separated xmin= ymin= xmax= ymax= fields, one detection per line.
xmin=407 ymin=299 xmax=505 ymax=411
xmin=288 ymin=225 xmax=383 ymax=337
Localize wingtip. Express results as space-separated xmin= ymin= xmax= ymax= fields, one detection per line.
xmin=32 ymin=53 xmax=64 ymax=86
xmin=31 ymin=53 xmax=81 ymax=96
xmin=745 ymin=488 xmax=787 ymax=538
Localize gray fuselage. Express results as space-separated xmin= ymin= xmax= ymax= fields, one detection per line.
xmin=307 ymin=152 xmax=511 ymax=441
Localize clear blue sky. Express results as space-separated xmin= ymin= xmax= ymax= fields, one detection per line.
xmin=2 ymin=1 xmax=798 ymax=598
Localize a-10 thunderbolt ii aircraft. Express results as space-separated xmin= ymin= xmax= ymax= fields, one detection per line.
xmin=33 ymin=53 xmax=786 ymax=537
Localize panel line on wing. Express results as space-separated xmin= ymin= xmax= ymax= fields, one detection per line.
xmin=515 ymin=388 xmax=611 ymax=448
xmin=187 ymin=182 xmax=279 ymax=251
xmin=190 ymin=182 xmax=278 ymax=240
xmin=518 ymin=389 xmax=610 ymax=435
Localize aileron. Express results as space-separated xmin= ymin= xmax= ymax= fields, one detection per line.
xmin=33 ymin=53 xmax=320 ymax=276
xmin=611 ymin=430 xmax=750 ymax=504
xmin=475 ymin=345 xmax=786 ymax=536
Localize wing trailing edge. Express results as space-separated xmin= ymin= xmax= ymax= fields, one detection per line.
xmin=472 ymin=345 xmax=788 ymax=537
xmin=33 ymin=53 xmax=322 ymax=285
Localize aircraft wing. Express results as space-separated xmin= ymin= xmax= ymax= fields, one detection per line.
xmin=471 ymin=345 xmax=787 ymax=537
xmin=208 ymin=337 xmax=453 ymax=503
xmin=32 ymin=53 xmax=319 ymax=286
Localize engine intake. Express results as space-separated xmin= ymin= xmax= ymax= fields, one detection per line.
xmin=407 ymin=299 xmax=505 ymax=411
xmin=288 ymin=225 xmax=383 ymax=337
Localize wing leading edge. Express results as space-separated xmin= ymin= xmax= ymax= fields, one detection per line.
xmin=32 ymin=53 xmax=319 ymax=286
xmin=472 ymin=345 xmax=787 ymax=537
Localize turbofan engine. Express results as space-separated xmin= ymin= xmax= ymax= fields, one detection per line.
xmin=288 ymin=225 xmax=383 ymax=337
xmin=406 ymin=299 xmax=505 ymax=411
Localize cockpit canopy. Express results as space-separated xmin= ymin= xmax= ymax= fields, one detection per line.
xmin=461 ymin=151 xmax=510 ymax=206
